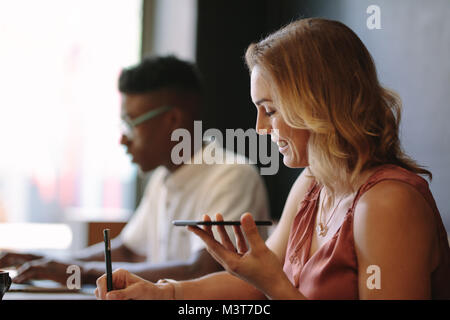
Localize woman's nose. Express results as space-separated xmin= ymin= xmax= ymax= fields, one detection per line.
xmin=255 ymin=113 xmax=272 ymax=135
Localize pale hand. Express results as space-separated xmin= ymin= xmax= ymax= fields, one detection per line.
xmin=187 ymin=213 xmax=294 ymax=299
xmin=95 ymin=268 xmax=173 ymax=300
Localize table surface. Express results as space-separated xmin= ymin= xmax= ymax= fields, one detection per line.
xmin=3 ymin=291 xmax=96 ymax=300
xmin=3 ymin=283 xmax=97 ymax=300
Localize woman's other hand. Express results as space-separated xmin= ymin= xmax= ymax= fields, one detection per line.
xmin=95 ymin=268 xmax=174 ymax=300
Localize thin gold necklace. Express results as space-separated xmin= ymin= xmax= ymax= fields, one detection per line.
xmin=316 ymin=191 xmax=344 ymax=237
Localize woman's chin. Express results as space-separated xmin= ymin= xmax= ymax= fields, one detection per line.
xmin=282 ymin=155 xmax=296 ymax=168
xmin=282 ymin=154 xmax=307 ymax=168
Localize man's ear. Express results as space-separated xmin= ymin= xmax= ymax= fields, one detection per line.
xmin=167 ymin=107 xmax=184 ymax=130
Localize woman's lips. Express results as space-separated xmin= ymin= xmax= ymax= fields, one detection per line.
xmin=277 ymin=140 xmax=289 ymax=153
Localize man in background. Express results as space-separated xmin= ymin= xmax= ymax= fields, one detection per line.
xmin=0 ymin=56 xmax=270 ymax=285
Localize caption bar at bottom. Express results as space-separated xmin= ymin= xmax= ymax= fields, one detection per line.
xmin=177 ymin=304 xmax=271 ymax=318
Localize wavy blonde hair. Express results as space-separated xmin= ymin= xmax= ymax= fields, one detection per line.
xmin=245 ymin=18 xmax=431 ymax=197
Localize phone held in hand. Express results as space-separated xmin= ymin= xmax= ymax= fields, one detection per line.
xmin=172 ymin=220 xmax=273 ymax=226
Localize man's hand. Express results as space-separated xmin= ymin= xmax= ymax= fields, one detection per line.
xmin=0 ymin=251 xmax=43 ymax=268
xmin=13 ymin=258 xmax=78 ymax=286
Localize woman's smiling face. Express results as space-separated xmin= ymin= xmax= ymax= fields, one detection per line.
xmin=251 ymin=65 xmax=310 ymax=168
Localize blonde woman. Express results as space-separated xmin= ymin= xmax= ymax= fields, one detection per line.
xmin=96 ymin=18 xmax=450 ymax=300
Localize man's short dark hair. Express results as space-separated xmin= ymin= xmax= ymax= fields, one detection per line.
xmin=118 ymin=55 xmax=203 ymax=95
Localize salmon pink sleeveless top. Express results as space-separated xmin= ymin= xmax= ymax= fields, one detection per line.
xmin=282 ymin=164 xmax=450 ymax=299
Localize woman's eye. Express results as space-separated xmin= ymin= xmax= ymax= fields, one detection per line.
xmin=265 ymin=110 xmax=276 ymax=117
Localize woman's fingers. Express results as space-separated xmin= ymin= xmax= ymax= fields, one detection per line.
xmin=96 ymin=268 xmax=135 ymax=300
xmin=96 ymin=280 xmax=144 ymax=300
xmin=201 ymin=214 xmax=213 ymax=236
xmin=188 ymin=212 xmax=267 ymax=272
xmin=187 ymin=225 xmax=221 ymax=253
xmin=96 ymin=269 xmax=162 ymax=300
xmin=232 ymin=225 xmax=248 ymax=254
xmin=105 ymin=282 xmax=143 ymax=300
xmin=215 ymin=213 xmax=237 ymax=252
xmin=240 ymin=213 xmax=265 ymax=252
xmin=96 ymin=274 xmax=108 ymax=300
xmin=187 ymin=224 xmax=235 ymax=265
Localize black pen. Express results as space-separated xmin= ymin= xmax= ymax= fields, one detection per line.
xmin=103 ymin=228 xmax=113 ymax=292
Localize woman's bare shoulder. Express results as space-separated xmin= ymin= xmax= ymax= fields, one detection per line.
xmin=355 ymin=179 xmax=434 ymax=224
xmin=353 ymin=179 xmax=438 ymax=298
xmin=353 ymin=179 xmax=437 ymax=268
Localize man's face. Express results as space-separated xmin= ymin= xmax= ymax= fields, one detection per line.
xmin=120 ymin=91 xmax=174 ymax=172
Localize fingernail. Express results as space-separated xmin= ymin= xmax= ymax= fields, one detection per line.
xmin=106 ymin=293 xmax=116 ymax=300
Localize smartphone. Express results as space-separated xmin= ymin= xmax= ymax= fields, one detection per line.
xmin=172 ymin=220 xmax=273 ymax=226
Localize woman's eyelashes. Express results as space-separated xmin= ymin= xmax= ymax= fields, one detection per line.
xmin=264 ymin=107 xmax=276 ymax=117
xmin=256 ymin=105 xmax=276 ymax=117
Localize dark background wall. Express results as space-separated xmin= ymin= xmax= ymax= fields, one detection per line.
xmin=195 ymin=0 xmax=450 ymax=230
xmin=195 ymin=0 xmax=303 ymax=220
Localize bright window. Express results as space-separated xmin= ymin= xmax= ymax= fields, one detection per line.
xmin=0 ymin=0 xmax=143 ymax=223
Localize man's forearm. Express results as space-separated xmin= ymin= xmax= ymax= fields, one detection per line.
xmin=74 ymin=238 xmax=145 ymax=263
xmin=73 ymin=241 xmax=107 ymax=262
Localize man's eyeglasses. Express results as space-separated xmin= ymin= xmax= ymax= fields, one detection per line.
xmin=121 ymin=105 xmax=173 ymax=139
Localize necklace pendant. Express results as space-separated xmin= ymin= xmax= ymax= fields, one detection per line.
xmin=317 ymin=223 xmax=328 ymax=237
